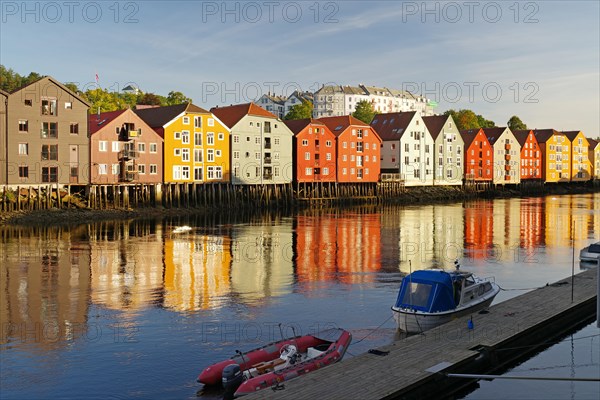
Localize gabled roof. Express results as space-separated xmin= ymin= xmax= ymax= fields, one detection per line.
xmin=0 ymin=88 xmax=9 ymax=97
xmin=370 ymin=112 xmax=417 ymax=141
xmin=283 ymin=118 xmax=326 ymax=135
xmin=587 ymin=138 xmax=598 ymax=150
xmin=460 ymin=129 xmax=485 ymax=148
xmin=532 ymin=129 xmax=564 ymax=143
xmin=482 ymin=127 xmax=509 ymax=145
xmin=135 ymin=103 xmax=209 ymax=128
xmin=261 ymin=93 xmax=286 ymax=104
xmin=422 ymin=115 xmax=451 ymax=140
xmin=512 ymin=130 xmax=535 ymax=147
xmin=210 ymin=102 xmax=277 ymax=129
xmin=561 ymin=131 xmax=584 ymax=142
xmin=10 ymin=75 xmax=90 ymax=107
xmin=318 ymin=115 xmax=370 ymax=137
xmin=288 ymin=91 xmax=314 ymax=103
xmin=89 ymin=110 xmax=127 ymax=135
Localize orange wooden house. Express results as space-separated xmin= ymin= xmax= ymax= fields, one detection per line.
xmin=284 ymin=118 xmax=337 ymax=182
xmin=318 ymin=115 xmax=381 ymax=182
xmin=513 ymin=129 xmax=542 ymax=180
xmin=460 ymin=128 xmax=493 ymax=181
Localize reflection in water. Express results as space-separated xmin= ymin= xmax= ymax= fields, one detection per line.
xmin=0 ymin=194 xmax=599 ymax=399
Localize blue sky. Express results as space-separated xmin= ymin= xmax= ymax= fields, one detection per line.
xmin=1 ymin=1 xmax=599 ymax=135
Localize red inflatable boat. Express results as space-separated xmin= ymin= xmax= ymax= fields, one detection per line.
xmin=197 ymin=328 xmax=351 ymax=397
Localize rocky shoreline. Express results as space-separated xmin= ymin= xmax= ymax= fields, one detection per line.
xmin=1 ymin=183 xmax=598 ymax=227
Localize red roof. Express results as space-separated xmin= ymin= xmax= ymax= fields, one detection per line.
xmin=370 ymin=112 xmax=416 ymax=141
xmin=318 ymin=115 xmax=370 ymax=137
xmin=89 ymin=110 xmax=127 ymax=135
xmin=210 ymin=102 xmax=278 ymax=128
xmin=283 ymin=118 xmax=326 ymax=135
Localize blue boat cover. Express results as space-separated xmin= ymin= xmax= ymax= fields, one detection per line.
xmin=394 ymin=270 xmax=457 ymax=312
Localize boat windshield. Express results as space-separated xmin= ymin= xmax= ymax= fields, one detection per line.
xmin=588 ymin=244 xmax=600 ymax=253
xmin=401 ymin=282 xmax=433 ymax=309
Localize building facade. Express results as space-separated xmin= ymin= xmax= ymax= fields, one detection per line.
xmin=563 ymin=131 xmax=592 ymax=181
xmin=7 ymin=76 xmax=90 ymax=186
xmin=422 ymin=114 xmax=464 ymax=185
xmin=589 ymin=139 xmax=600 ymax=180
xmin=319 ymin=115 xmax=381 ymax=183
xmin=211 ymin=103 xmax=293 ymax=185
xmin=371 ymin=112 xmax=434 ymax=186
xmin=136 ymin=103 xmax=230 ymax=184
xmin=89 ymin=109 xmax=163 ymax=184
xmin=513 ymin=130 xmax=542 ymax=180
xmin=482 ymin=127 xmax=521 ymax=185
xmin=0 ymin=89 xmax=7 ymax=185
xmin=460 ymin=129 xmax=494 ymax=182
xmin=284 ymin=118 xmax=337 ymax=183
xmin=533 ymin=129 xmax=571 ymax=183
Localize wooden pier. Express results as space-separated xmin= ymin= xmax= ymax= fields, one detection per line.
xmin=248 ymin=269 xmax=598 ymax=399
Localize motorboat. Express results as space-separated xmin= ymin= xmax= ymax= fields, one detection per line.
xmin=579 ymin=241 xmax=600 ymax=262
xmin=197 ymin=328 xmax=351 ymax=398
xmin=391 ymin=263 xmax=500 ymax=333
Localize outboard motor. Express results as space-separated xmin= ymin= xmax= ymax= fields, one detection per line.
xmin=222 ymin=364 xmax=243 ymax=400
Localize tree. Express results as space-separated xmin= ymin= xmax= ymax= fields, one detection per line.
xmin=444 ymin=109 xmax=480 ymax=131
xmin=477 ymin=114 xmax=495 ymax=128
xmin=284 ymin=100 xmax=313 ymax=120
xmin=166 ymin=91 xmax=192 ymax=106
xmin=85 ymin=88 xmax=119 ymax=113
xmin=137 ymin=93 xmax=162 ymax=106
xmin=507 ymin=115 xmax=527 ymax=131
xmin=352 ymin=100 xmax=375 ymax=124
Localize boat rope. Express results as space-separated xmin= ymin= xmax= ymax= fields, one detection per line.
xmin=497 ymin=283 xmax=550 ymax=291
xmin=351 ymin=315 xmax=394 ymax=346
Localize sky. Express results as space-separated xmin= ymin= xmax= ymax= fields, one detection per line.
xmin=1 ymin=0 xmax=599 ymax=135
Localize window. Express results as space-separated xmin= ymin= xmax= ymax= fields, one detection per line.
xmin=41 ymin=122 xmax=58 ymax=138
xmin=138 ymin=164 xmax=146 ymax=174
xmin=274 ymin=137 xmax=279 ymax=145
xmin=174 ymin=148 xmax=181 ymax=156
xmin=194 ymin=167 xmax=203 ymax=181
xmin=207 ymin=132 xmax=215 ymax=145
xmin=150 ymin=164 xmax=157 ymax=174
xmin=343 ymin=142 xmax=347 ymax=149
xmin=42 ymin=166 xmax=58 ymax=182
xmin=216 ymin=150 xmax=221 ymax=157
xmin=18 ymin=143 xmax=28 ymax=155
xmin=218 ymin=132 xmax=225 ymax=140
xmin=274 ymin=166 xmax=279 ymax=177
xmin=208 ymin=118 xmax=214 ymax=127
xmin=182 ymin=149 xmax=190 ymax=161
xmin=19 ymin=165 xmax=29 ymax=178
xmin=215 ymin=166 xmax=222 ymax=179
xmin=264 ymin=121 xmax=271 ymax=133
xmin=194 ymin=116 xmax=202 ymax=128
xmin=112 ymin=164 xmax=120 ymax=175
xmin=182 ymin=166 xmax=190 ymax=180
xmin=182 ymin=131 xmax=190 ymax=144
xmin=305 ymin=167 xmax=312 ymax=176
xmin=195 ymin=132 xmax=202 ymax=145
xmin=183 ymin=116 xmax=190 ymax=125
xmin=112 ymin=141 xmax=120 ymax=152
xmin=150 ymin=143 xmax=157 ymax=153
xmin=19 ymin=120 xmax=28 ymax=132
xmin=305 ymin=152 xmax=310 ymax=160
xmin=41 ymin=98 xmax=57 ymax=116
xmin=326 ymin=140 xmax=332 ymax=147
xmin=302 ymin=139 xmax=309 ymax=146
xmin=65 ymin=102 xmax=72 ymax=109
xmin=173 ymin=166 xmax=182 ymax=180
xmin=194 ymin=149 xmax=203 ymax=162
xmin=357 ymin=142 xmax=363 ymax=152
xmin=207 ymin=149 xmax=214 ymax=162
xmin=97 ymin=164 xmax=108 ymax=175
xmin=70 ymin=123 xmax=79 ymax=134
xmin=326 ymin=153 xmax=332 ymax=161
xmin=207 ymin=166 xmax=215 ymax=179
xmin=24 ymin=99 xmax=32 ymax=106
xmin=233 ymin=135 xmax=239 ymax=143
xmin=255 ymin=137 xmax=261 ymax=145
xmin=343 ymin=155 xmax=347 ymax=161
xmin=174 ymin=131 xmax=181 ymax=140
xmin=357 ymin=129 xmax=363 ymax=139
xmin=323 ymin=167 xmax=329 ymax=175
xmin=138 ymin=143 xmax=146 ymax=153
xmin=41 ymin=144 xmax=58 ymax=160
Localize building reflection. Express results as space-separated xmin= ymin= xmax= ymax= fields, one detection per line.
xmin=519 ymin=197 xmax=545 ymax=249
xmin=463 ymin=200 xmax=495 ymax=260
xmin=0 ymin=226 xmax=91 ymax=351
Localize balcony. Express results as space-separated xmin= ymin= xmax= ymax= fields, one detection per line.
xmin=505 ymin=154 xmax=511 ymax=161
xmin=264 ymin=157 xmax=272 ymax=164
xmin=264 ymin=142 xmax=272 ymax=149
xmin=505 ymin=165 xmax=510 ymax=171
xmin=505 ymin=175 xmax=511 ymax=181
xmin=263 ymin=173 xmax=273 ymax=180
xmin=119 ymin=149 xmax=138 ymax=160
xmin=119 ymin=128 xmax=142 ymax=141
xmin=505 ymin=144 xmax=511 ymax=150
xmin=120 ymin=172 xmax=137 ymax=182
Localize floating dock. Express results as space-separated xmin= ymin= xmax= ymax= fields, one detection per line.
xmin=248 ymin=268 xmax=598 ymax=399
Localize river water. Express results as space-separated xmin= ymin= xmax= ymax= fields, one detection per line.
xmin=1 ymin=194 xmax=599 ymax=399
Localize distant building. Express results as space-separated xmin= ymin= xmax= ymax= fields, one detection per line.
xmin=284 ymin=91 xmax=313 ymax=117
xmin=89 ymin=109 xmax=163 ymax=184
xmin=482 ymin=127 xmax=521 ymax=185
xmin=256 ymin=93 xmax=287 ymax=119
xmin=6 ymin=76 xmax=90 ymax=186
xmin=460 ymin=129 xmax=494 ymax=182
xmin=313 ymin=84 xmax=434 ymax=119
xmin=589 ymin=139 xmax=600 ymax=180
xmin=211 ymin=102 xmax=293 ymax=185
xmin=513 ymin=130 xmax=542 ymax=180
xmin=319 ymin=115 xmax=381 ymax=183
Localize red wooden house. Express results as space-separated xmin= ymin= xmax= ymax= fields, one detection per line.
xmin=513 ymin=130 xmax=542 ymax=180
xmin=460 ymin=128 xmax=493 ymax=181
xmin=318 ymin=116 xmax=381 ymax=183
xmin=284 ymin=118 xmax=337 ymax=182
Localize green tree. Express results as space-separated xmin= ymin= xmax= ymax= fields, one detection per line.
xmin=444 ymin=109 xmax=480 ymax=131
xmin=284 ymin=100 xmax=313 ymax=120
xmin=352 ymin=100 xmax=375 ymax=124
xmin=85 ymin=88 xmax=119 ymax=113
xmin=137 ymin=93 xmax=163 ymax=106
xmin=166 ymin=91 xmax=192 ymax=106
xmin=477 ymin=114 xmax=495 ymax=128
xmin=507 ymin=115 xmax=527 ymax=131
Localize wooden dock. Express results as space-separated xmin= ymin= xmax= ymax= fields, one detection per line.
xmin=248 ymin=268 xmax=598 ymax=399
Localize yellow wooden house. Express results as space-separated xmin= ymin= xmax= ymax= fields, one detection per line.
xmin=533 ymin=129 xmax=571 ymax=183
xmin=590 ymin=139 xmax=600 ymax=180
xmin=136 ymin=103 xmax=230 ymax=183
xmin=563 ymin=131 xmax=592 ymax=181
